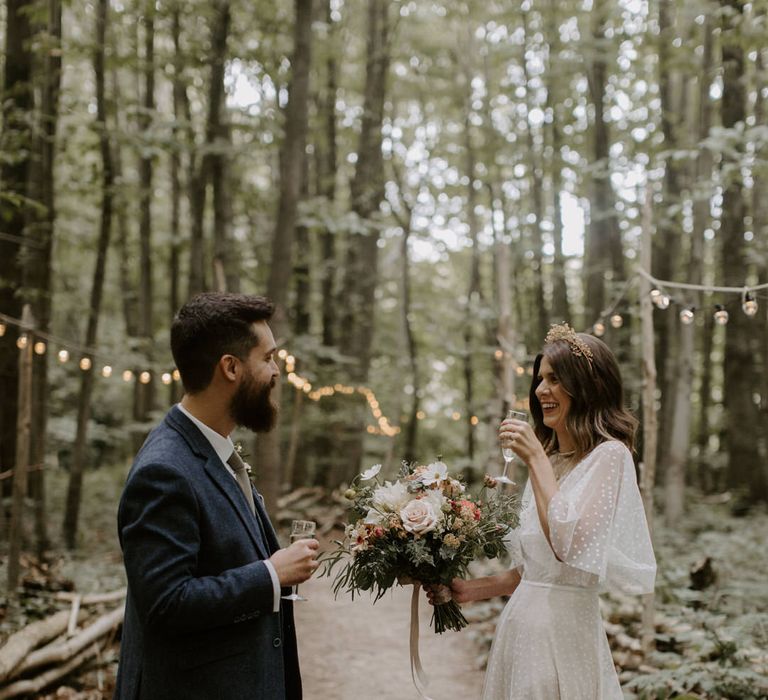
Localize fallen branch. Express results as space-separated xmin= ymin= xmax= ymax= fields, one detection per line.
xmin=10 ymin=605 xmax=124 ymax=679
xmin=55 ymin=588 xmax=127 ymax=605
xmin=0 ymin=642 xmax=101 ymax=700
xmin=0 ymin=611 xmax=72 ymax=682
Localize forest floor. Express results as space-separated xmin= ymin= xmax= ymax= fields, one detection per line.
xmin=1 ymin=464 xmax=768 ymax=699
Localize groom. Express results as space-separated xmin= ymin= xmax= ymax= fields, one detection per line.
xmin=115 ymin=293 xmax=318 ymax=700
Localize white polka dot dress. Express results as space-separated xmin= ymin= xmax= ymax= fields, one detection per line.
xmin=482 ymin=441 xmax=656 ymax=699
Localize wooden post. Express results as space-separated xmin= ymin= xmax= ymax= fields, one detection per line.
xmin=7 ymin=305 xmax=34 ymax=595
xmin=639 ymin=190 xmax=657 ymax=654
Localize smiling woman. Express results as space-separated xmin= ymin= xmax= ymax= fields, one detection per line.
xmin=440 ymin=322 xmax=655 ymax=700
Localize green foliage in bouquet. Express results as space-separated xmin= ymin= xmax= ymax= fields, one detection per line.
xmin=321 ymin=460 xmax=519 ymax=634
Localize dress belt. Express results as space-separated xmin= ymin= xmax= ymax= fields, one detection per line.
xmin=520 ymin=579 xmax=598 ymax=593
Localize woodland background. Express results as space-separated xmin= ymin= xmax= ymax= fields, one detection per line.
xmin=0 ymin=0 xmax=767 ymax=698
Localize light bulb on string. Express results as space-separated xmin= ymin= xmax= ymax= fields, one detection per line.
xmin=102 ymin=365 xmax=113 ymax=378
xmin=610 ymin=314 xmax=623 ymax=329
xmin=79 ymin=357 xmax=92 ymax=371
xmin=652 ymin=291 xmax=671 ymax=309
xmin=122 ymin=370 xmax=134 ymax=382
xmin=714 ymin=305 xmax=729 ymax=325
xmin=34 ymin=341 xmax=46 ymax=355
xmin=16 ymin=334 xmax=28 ymax=350
xmin=592 ymin=321 xmax=606 ymax=337
xmin=161 ymin=372 xmax=172 ymax=385
xmin=0 ymin=322 xmax=6 ymax=336
xmin=58 ymin=349 xmax=69 ymax=363
xmin=742 ymin=292 xmax=758 ymax=317
xmin=679 ymin=307 xmax=695 ymax=325
xmin=139 ymin=371 xmax=151 ymax=384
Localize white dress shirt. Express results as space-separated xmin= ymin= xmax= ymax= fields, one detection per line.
xmin=177 ymin=403 xmax=281 ymax=612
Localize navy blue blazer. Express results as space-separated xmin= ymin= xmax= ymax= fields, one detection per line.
xmin=114 ymin=405 xmax=301 ymax=700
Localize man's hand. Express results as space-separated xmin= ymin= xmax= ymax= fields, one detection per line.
xmin=269 ymin=539 xmax=320 ymax=587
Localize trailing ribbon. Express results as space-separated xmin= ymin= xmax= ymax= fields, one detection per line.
xmin=409 ymin=583 xmax=435 ymax=700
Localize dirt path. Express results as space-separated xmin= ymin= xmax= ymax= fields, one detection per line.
xmin=295 ymin=573 xmax=485 ymax=700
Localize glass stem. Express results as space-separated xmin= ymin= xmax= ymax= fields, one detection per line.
xmin=501 ymin=458 xmax=511 ymax=480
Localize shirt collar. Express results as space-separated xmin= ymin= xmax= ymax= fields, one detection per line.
xmin=177 ymin=403 xmax=234 ymax=465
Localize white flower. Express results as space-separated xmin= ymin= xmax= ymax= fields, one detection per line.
xmin=420 ymin=461 xmax=448 ymax=486
xmin=360 ymin=463 xmax=382 ymax=481
xmin=400 ymin=498 xmax=439 ymax=535
xmin=372 ymin=480 xmax=409 ymax=513
xmin=364 ymin=508 xmax=383 ymax=525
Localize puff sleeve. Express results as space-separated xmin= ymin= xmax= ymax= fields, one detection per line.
xmin=546 ymin=441 xmax=656 ymax=594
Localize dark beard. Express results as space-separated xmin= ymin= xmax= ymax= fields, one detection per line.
xmin=230 ymin=372 xmax=278 ymax=433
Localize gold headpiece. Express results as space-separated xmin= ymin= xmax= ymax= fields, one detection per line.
xmin=544 ymin=322 xmax=594 ymax=367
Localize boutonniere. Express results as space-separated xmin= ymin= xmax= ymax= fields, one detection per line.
xmin=234 ymin=441 xmax=250 ymax=461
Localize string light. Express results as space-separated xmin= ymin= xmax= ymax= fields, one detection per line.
xmin=58 ymin=349 xmax=69 ymax=363
xmin=610 ymin=314 xmax=623 ymax=329
xmin=139 ymin=371 xmax=151 ymax=384
xmin=742 ymin=292 xmax=758 ymax=317
xmin=122 ymin=370 xmax=133 ymax=382
xmin=714 ymin=305 xmax=729 ymax=325
xmin=679 ymin=307 xmax=695 ymax=325
xmin=34 ymin=341 xmax=46 ymax=355
xmin=16 ymin=335 xmax=28 ymax=350
xmin=0 ymin=322 xmax=6 ymax=336
xmin=161 ymin=372 xmax=172 ymax=385
xmin=172 ymin=369 xmax=180 ymax=382
xmin=592 ymin=321 xmax=605 ymax=337
xmin=79 ymin=357 xmax=92 ymax=371
xmin=102 ymin=365 xmax=113 ymax=378
xmin=652 ymin=291 xmax=671 ymax=310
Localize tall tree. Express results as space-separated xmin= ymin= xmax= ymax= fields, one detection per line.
xmin=134 ymin=0 xmax=156 ymax=429
xmin=0 ymin=0 xmax=34 ymax=483
xmin=582 ymin=0 xmax=623 ymax=324
xmin=719 ymin=0 xmax=766 ymax=502
xmin=328 ymin=0 xmax=391 ymax=486
xmin=22 ymin=0 xmax=63 ymax=553
xmin=665 ymin=14 xmax=714 ymax=523
xmin=63 ymin=0 xmax=115 ymax=548
xmin=254 ymin=0 xmax=314 ymax=512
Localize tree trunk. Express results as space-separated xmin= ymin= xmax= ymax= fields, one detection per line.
xmin=332 ymin=0 xmax=391 ymax=486
xmin=313 ymin=0 xmax=341 ymax=490
xmin=522 ymin=9 xmax=548 ymax=342
xmin=0 ymin=0 xmax=34 ymax=487
xmin=583 ymin=0 xmax=623 ymax=324
xmin=133 ymin=0 xmax=156 ymax=432
xmin=7 ymin=307 xmax=33 ymax=594
xmin=254 ymin=0 xmax=313 ymax=512
xmin=62 ymin=0 xmax=114 ymax=549
xmin=22 ymin=0 xmax=62 ymax=554
xmin=318 ymin=0 xmax=338 ymax=348
xmin=639 ymin=196 xmax=657 ymax=654
xmin=545 ymin=0 xmax=570 ymax=324
xmin=665 ymin=14 xmax=713 ymax=524
xmin=208 ymin=3 xmax=237 ymax=295
xmin=719 ymin=0 xmax=766 ymax=503
xmin=461 ymin=98 xmax=480 ymax=468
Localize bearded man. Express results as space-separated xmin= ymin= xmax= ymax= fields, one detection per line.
xmin=115 ymin=293 xmax=318 ymax=700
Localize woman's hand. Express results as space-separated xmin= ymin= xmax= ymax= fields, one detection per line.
xmin=425 ymin=578 xmax=473 ymax=606
xmin=499 ymin=418 xmax=546 ymax=465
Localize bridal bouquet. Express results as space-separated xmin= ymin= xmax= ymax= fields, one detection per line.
xmin=322 ymin=460 xmax=519 ymax=633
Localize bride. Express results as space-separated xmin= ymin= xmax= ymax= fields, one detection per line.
xmin=433 ymin=323 xmax=656 ymax=699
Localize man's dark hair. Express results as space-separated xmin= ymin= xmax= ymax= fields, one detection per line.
xmin=171 ymin=293 xmax=274 ymax=394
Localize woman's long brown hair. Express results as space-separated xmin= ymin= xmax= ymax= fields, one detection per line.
xmin=529 ymin=333 xmax=637 ymax=461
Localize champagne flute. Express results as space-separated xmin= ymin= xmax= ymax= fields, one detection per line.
xmin=496 ymin=409 xmax=528 ymax=485
xmin=282 ymin=519 xmax=317 ymax=602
